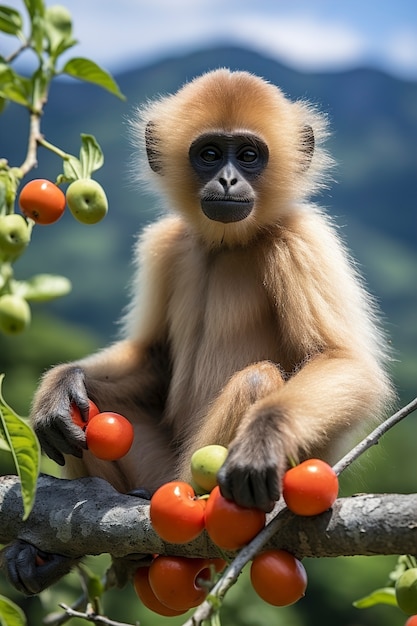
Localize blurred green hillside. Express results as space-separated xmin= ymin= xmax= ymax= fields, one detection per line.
xmin=0 ymin=47 xmax=416 ymax=626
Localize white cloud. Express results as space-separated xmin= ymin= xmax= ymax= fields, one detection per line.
xmin=227 ymin=15 xmax=367 ymax=71
xmin=2 ymin=0 xmax=416 ymax=79
xmin=67 ymin=11 xmax=368 ymax=76
xmin=384 ymin=30 xmax=417 ymax=79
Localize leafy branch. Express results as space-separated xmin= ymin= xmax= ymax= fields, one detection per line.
xmin=0 ymin=0 xmax=125 ymax=337
xmin=0 ymin=4 xmax=125 ymax=623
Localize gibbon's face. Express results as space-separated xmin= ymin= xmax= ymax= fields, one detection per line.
xmin=140 ymin=69 xmax=325 ymax=247
xmin=188 ymin=132 xmax=269 ymax=224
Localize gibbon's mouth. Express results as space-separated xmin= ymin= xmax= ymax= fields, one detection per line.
xmin=201 ymin=198 xmax=254 ymax=223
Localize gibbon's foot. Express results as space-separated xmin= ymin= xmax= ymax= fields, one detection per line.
xmin=2 ymin=540 xmax=77 ymax=595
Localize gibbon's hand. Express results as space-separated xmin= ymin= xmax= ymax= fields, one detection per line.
xmin=32 ymin=366 xmax=89 ymax=465
xmin=1 ymin=540 xmax=77 ymax=595
xmin=217 ymin=420 xmax=285 ymax=513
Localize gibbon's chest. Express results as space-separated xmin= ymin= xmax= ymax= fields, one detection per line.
xmin=167 ymin=245 xmax=278 ymax=379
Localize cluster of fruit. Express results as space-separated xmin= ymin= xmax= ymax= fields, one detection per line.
xmin=71 ymin=404 xmax=340 ymax=616
xmin=0 ymin=178 xmax=108 ymax=334
xmin=18 ymin=178 xmax=108 ymax=226
xmin=71 ymin=399 xmax=134 ymax=461
xmin=136 ymin=445 xmax=339 ymax=616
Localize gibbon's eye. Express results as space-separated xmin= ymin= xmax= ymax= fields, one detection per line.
xmin=237 ymin=147 xmax=258 ymax=164
xmin=199 ymin=146 xmax=222 ymax=163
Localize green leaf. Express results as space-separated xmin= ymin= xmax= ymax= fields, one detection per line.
xmin=353 ymin=587 xmax=397 ymax=609
xmin=31 ymin=65 xmax=49 ymax=108
xmin=0 ymin=437 xmax=10 ymax=451
xmin=0 ymin=595 xmax=26 ymax=626
xmin=78 ymin=564 xmax=105 ymax=602
xmin=0 ymin=82 xmax=30 ymax=107
xmin=0 ymin=61 xmax=31 ymax=107
xmin=44 ymin=4 xmax=74 ymax=57
xmin=23 ymin=0 xmax=45 ymax=20
xmin=50 ymin=35 xmax=78 ymax=59
xmin=79 ymin=134 xmax=104 ymax=178
xmin=61 ymin=57 xmax=125 ymax=100
xmin=30 ymin=13 xmax=45 ymax=56
xmin=0 ymin=6 xmax=23 ymax=35
xmin=63 ymin=154 xmax=83 ymax=181
xmin=0 ymin=374 xmax=40 ymax=520
xmin=14 ymin=274 xmax=72 ymax=302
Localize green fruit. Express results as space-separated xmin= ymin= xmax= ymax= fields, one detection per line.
xmin=66 ymin=179 xmax=108 ymax=225
xmin=0 ymin=294 xmax=31 ymax=335
xmin=45 ymin=4 xmax=72 ymax=34
xmin=191 ymin=444 xmax=228 ymax=493
xmin=0 ymin=214 xmax=30 ymax=261
xmin=396 ymin=569 xmax=417 ymax=615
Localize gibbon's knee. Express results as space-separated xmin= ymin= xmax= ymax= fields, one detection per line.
xmin=230 ymin=361 xmax=285 ymax=401
xmin=211 ymin=361 xmax=286 ymax=425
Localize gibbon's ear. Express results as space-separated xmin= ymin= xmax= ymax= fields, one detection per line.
xmin=300 ymin=125 xmax=315 ymax=170
xmin=145 ymin=121 xmax=163 ymax=174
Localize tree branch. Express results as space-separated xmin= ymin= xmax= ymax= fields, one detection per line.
xmin=1 ymin=474 xmax=417 ymax=562
xmin=333 ymin=396 xmax=417 ymax=476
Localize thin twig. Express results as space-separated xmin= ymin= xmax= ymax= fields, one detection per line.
xmin=58 ymin=604 xmax=139 ymax=626
xmin=333 ymin=396 xmax=417 ymax=476
xmin=182 ymin=501 xmax=288 ymax=626
xmin=5 ymin=41 xmax=29 ymax=64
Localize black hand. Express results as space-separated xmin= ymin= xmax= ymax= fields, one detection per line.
xmin=33 ymin=366 xmax=89 ymax=465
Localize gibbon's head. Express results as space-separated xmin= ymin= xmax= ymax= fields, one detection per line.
xmin=132 ymin=69 xmax=332 ymax=248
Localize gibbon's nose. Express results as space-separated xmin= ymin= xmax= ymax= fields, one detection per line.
xmin=218 ymin=166 xmax=238 ymax=192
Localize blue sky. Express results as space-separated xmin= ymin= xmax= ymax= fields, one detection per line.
xmin=2 ymin=0 xmax=417 ymax=80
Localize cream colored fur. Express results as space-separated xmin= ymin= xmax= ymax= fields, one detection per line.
xmin=32 ymin=69 xmax=394 ymax=501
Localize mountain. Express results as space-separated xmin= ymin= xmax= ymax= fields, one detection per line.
xmin=0 ymin=45 xmax=415 ymax=396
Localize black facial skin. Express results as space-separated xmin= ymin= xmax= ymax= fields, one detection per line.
xmin=189 ymin=132 xmax=269 ymax=223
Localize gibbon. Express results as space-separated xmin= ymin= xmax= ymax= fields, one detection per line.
xmin=3 ymin=68 xmax=393 ymax=594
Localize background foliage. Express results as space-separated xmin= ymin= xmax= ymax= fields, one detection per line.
xmin=0 ymin=43 xmax=416 ymax=625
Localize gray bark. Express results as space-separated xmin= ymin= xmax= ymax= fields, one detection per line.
xmin=1 ymin=474 xmax=416 ymax=560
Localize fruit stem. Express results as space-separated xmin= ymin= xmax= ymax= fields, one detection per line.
xmin=0 ymin=263 xmax=13 ymax=296
xmin=37 ymin=137 xmax=71 ymax=161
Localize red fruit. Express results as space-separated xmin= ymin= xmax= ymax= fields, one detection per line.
xmin=405 ymin=617 xmax=417 ymax=626
xmin=250 ymin=549 xmax=307 ymax=606
xmin=282 ymin=458 xmax=339 ymax=516
xmin=19 ymin=179 xmax=66 ymax=224
xmin=150 ymin=481 xmax=205 ymax=544
xmin=71 ymin=399 xmax=100 ymax=430
xmin=204 ymin=485 xmax=266 ymax=550
xmin=148 ymin=556 xmax=224 ymax=612
xmin=85 ymin=411 xmax=134 ymax=460
xmin=133 ymin=566 xmax=186 ymax=616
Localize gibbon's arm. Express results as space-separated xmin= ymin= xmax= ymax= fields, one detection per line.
xmin=31 ymin=216 xmax=185 ymax=466
xmin=215 ymin=210 xmax=393 ymax=511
